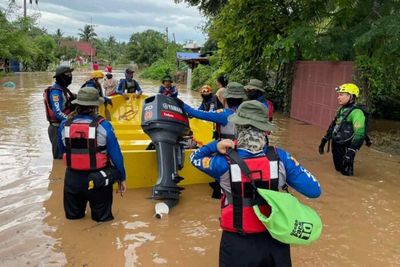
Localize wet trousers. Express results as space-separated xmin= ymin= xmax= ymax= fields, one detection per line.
xmin=48 ymin=124 xmax=62 ymax=159
xmin=332 ymin=141 xmax=354 ymax=176
xmin=219 ymin=230 xmax=291 ymax=267
xmin=63 ymin=168 xmax=114 ymax=222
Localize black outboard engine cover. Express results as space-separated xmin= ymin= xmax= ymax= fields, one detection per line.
xmin=141 ymin=95 xmax=189 ymax=207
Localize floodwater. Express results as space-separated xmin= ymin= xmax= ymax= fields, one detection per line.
xmin=0 ymin=70 xmax=399 ymax=267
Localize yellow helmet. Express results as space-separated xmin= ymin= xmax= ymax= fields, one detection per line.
xmin=91 ymin=70 xmax=104 ymax=79
xmin=335 ymin=83 xmax=359 ymax=97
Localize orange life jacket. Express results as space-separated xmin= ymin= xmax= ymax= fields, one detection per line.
xmin=220 ymin=147 xmax=279 ymax=234
xmin=63 ymin=116 xmax=108 ymax=171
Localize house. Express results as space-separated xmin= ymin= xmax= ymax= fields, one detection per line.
xmin=59 ymin=41 xmax=96 ymax=61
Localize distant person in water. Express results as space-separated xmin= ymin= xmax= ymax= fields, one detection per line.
xmin=105 ymin=63 xmax=112 ymax=73
xmin=198 ymin=85 xmax=216 ymax=111
xmin=215 ymin=75 xmax=228 ymax=109
xmin=159 ymin=75 xmax=178 ymax=98
xmin=92 ymin=61 xmax=99 ymax=71
xmin=103 ymin=73 xmax=118 ymax=96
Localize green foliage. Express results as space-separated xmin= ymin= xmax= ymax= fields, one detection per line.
xmin=191 ymin=64 xmax=214 ymax=90
xmin=174 ymin=0 xmax=228 ymax=16
xmin=78 ymin=24 xmax=97 ymax=41
xmin=127 ymin=30 xmax=166 ymax=66
xmin=140 ymin=59 xmax=175 ymax=81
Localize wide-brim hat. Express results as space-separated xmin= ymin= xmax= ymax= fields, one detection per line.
xmin=53 ymin=66 xmax=74 ymax=78
xmin=228 ymin=100 xmax=275 ymax=131
xmin=244 ymin=79 xmax=265 ymax=92
xmin=71 ymin=87 xmax=104 ymax=106
xmin=223 ymin=82 xmax=245 ymax=99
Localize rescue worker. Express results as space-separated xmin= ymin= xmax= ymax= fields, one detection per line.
xmin=190 ymin=100 xmax=321 ymax=267
xmin=103 ymin=72 xmax=118 ymax=96
xmin=44 ymin=65 xmax=76 ymax=159
xmin=244 ymin=79 xmax=274 ymax=122
xmin=198 ymin=85 xmax=216 ymax=111
xmin=82 ymin=70 xmax=104 ymax=97
xmin=58 ymin=87 xmax=126 ymax=222
xmin=158 ymin=75 xmax=178 ymax=98
xmin=116 ymin=68 xmax=142 ymax=98
xmin=92 ymin=61 xmax=99 ymax=71
xmin=319 ymin=83 xmax=368 ymax=176
xmin=183 ymin=82 xmax=245 ymax=140
xmin=215 ymin=75 xmax=228 ymax=109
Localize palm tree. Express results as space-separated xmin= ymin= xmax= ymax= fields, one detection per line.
xmin=78 ymin=24 xmax=97 ymax=41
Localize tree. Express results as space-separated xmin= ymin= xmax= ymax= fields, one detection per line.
xmin=174 ymin=0 xmax=227 ymax=16
xmin=126 ymin=30 xmax=166 ymax=66
xmin=78 ymin=24 xmax=97 ymax=41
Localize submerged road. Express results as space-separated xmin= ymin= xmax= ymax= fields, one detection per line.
xmin=0 ymin=70 xmax=399 ymax=266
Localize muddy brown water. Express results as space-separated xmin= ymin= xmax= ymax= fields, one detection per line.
xmin=0 ymin=71 xmax=399 ymax=266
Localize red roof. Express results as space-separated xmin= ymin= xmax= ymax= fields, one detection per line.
xmin=60 ymin=41 xmax=96 ymax=56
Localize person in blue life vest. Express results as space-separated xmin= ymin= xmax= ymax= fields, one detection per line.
xmin=198 ymin=85 xmax=216 ymax=111
xmin=159 ymin=74 xmax=178 ymax=98
xmin=82 ymin=70 xmax=105 ymax=97
xmin=319 ymin=83 xmax=369 ymax=176
xmin=183 ymin=82 xmax=246 ymax=140
xmin=116 ymin=68 xmax=142 ymax=99
xmin=58 ymin=87 xmax=126 ymax=222
xmin=190 ymin=100 xmax=321 ymax=267
xmin=44 ymin=66 xmax=76 ymax=159
xmin=244 ymin=79 xmax=274 ymax=122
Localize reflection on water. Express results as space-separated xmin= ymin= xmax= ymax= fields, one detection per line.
xmin=0 ymin=71 xmax=400 ymax=266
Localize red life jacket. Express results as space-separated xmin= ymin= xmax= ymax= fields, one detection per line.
xmin=43 ymin=86 xmax=75 ymax=123
xmin=63 ymin=116 xmax=109 ymax=171
xmin=220 ymin=147 xmax=279 ymax=234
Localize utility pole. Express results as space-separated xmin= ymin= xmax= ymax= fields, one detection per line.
xmin=165 ymin=27 xmax=169 ymax=60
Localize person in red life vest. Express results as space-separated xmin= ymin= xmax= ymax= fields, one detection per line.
xmin=190 ymin=100 xmax=321 ymax=267
xmin=44 ymin=65 xmax=76 ymax=159
xmin=105 ymin=63 xmax=112 ymax=73
xmin=92 ymin=61 xmax=99 ymax=71
xmin=158 ymin=75 xmax=178 ymax=98
xmin=58 ymin=87 xmax=126 ymax=222
xmin=244 ymin=79 xmax=274 ymax=122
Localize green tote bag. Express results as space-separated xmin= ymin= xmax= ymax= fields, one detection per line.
xmin=253 ymin=188 xmax=322 ymax=245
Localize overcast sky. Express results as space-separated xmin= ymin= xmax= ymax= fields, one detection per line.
xmin=1 ymin=0 xmax=206 ymax=44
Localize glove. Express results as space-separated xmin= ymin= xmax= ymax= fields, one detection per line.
xmin=318 ymin=137 xmax=328 ymax=155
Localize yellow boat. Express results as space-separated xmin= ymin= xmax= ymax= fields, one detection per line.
xmin=99 ymin=94 xmax=214 ymax=189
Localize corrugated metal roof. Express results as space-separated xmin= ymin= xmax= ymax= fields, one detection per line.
xmin=176 ymin=52 xmax=205 ymax=61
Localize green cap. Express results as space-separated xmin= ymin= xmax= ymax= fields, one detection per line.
xmin=71 ymin=87 xmax=104 ymax=106
xmin=228 ymin=100 xmax=274 ymax=131
xmin=222 ymin=82 xmax=245 ymax=99
xmin=53 ymin=65 xmax=74 ymax=78
xmin=244 ymin=79 xmax=265 ymax=92
xmin=125 ymin=68 xmax=135 ymax=74
xmin=162 ymin=75 xmax=173 ymax=83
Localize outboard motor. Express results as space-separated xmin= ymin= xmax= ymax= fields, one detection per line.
xmin=141 ymin=95 xmax=189 ymax=215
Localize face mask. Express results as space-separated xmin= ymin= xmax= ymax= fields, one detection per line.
xmin=202 ymin=94 xmax=212 ymax=101
xmin=56 ymin=74 xmax=72 ymax=87
xmin=245 ymin=90 xmax=262 ymax=100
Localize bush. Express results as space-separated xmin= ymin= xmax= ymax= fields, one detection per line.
xmin=139 ymin=59 xmax=174 ymax=81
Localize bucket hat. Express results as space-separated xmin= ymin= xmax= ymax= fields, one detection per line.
xmin=253 ymin=188 xmax=323 ymax=245
xmin=53 ymin=65 xmax=74 ymax=78
xmin=162 ymin=75 xmax=173 ymax=83
xmin=228 ymin=100 xmax=274 ymax=131
xmin=244 ymin=79 xmax=265 ymax=92
xmin=71 ymin=87 xmax=104 ymax=106
xmin=223 ymin=82 xmax=245 ymax=99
